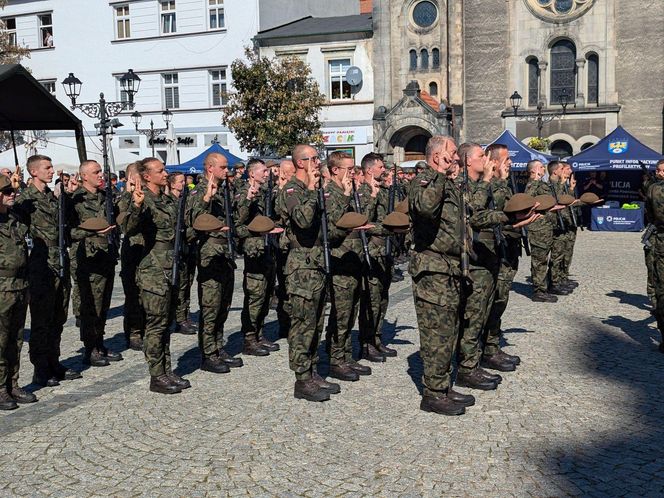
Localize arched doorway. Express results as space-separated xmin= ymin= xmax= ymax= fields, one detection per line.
xmin=389 ymin=126 xmax=432 ymax=163
xmin=550 ymin=139 xmax=573 ymax=158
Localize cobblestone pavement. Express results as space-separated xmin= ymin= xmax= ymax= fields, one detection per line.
xmin=1 ymin=231 xmax=663 ymax=497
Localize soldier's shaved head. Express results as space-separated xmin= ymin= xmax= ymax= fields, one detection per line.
xmin=425 ymin=136 xmax=455 ymax=162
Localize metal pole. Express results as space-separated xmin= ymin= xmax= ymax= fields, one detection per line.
xmin=10 ymin=130 xmax=19 ymax=165
xmin=99 ymin=93 xmax=110 ymax=177
xmin=150 ymin=120 xmax=155 ymax=157
xmin=537 ymin=105 xmax=543 ymax=139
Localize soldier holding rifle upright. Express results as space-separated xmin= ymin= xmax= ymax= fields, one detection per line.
xmin=276 ymin=145 xmax=340 ymax=402
xmin=644 ymin=158 xmax=664 ymax=353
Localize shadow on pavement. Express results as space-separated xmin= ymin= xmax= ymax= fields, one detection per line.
xmin=510 ymin=281 xmax=532 ymax=298
xmin=606 ymin=290 xmax=652 ymax=312
xmin=540 ymin=313 xmax=664 ymax=495
xmin=406 ymin=351 xmax=424 ymax=395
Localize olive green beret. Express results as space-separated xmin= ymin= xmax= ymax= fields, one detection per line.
xmin=383 ymin=211 xmax=410 ymax=233
xmin=0 ymin=175 xmax=12 ymax=191
xmin=336 ymin=212 xmax=368 ymax=230
xmin=395 ymin=198 xmax=409 ymax=214
xmin=193 ymin=213 xmax=224 ymax=232
xmin=247 ymin=215 xmax=275 ymax=234
xmin=579 ymin=192 xmax=602 ymax=205
xmin=79 ymin=217 xmax=110 ymax=231
xmin=533 ymin=194 xmax=556 ymax=212
xmin=504 ymin=193 xmax=536 ymax=213
xmin=558 ymin=194 xmax=575 ymax=206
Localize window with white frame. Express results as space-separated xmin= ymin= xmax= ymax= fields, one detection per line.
xmin=328 ymin=59 xmax=351 ymax=101
xmin=2 ymin=18 xmax=17 ymax=47
xmin=116 ymin=76 xmax=129 ymax=103
xmin=160 ymin=1 xmax=176 ymax=35
xmin=210 ymin=69 xmax=228 ymax=107
xmin=39 ymin=13 xmax=53 ymax=47
xmin=115 ymin=5 xmax=131 ymax=39
xmin=163 ymin=73 xmax=180 ymax=109
xmin=208 ymin=0 xmax=225 ymax=30
xmin=39 ymin=80 xmax=56 ymax=96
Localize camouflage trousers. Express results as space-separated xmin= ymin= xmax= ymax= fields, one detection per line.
xmin=77 ymin=270 xmax=114 ymax=350
xmin=645 ymin=246 xmax=657 ymax=307
xmin=550 ymin=229 xmax=568 ymax=285
xmin=240 ymin=255 xmax=276 ymax=342
xmin=483 ymin=241 xmax=520 ymax=357
xmin=70 ymin=248 xmax=80 ymax=320
xmin=562 ymin=229 xmax=577 ymax=280
xmin=197 ymin=256 xmax=234 ymax=359
xmin=175 ymin=247 xmax=197 ymax=324
xmin=275 ymin=248 xmax=291 ymax=335
xmin=28 ymin=268 xmax=70 ymax=372
xmin=529 ymin=226 xmax=553 ymax=293
xmin=652 ymin=236 xmax=664 ymax=341
xmin=359 ymin=255 xmax=391 ymax=347
xmin=458 ymin=257 xmax=498 ymax=373
xmin=326 ymin=269 xmax=361 ymax=366
xmin=411 ymin=269 xmax=462 ymax=396
xmin=286 ymin=254 xmax=327 ymax=381
xmin=121 ymin=246 xmax=144 ymax=342
xmin=0 ymin=289 xmax=28 ymax=389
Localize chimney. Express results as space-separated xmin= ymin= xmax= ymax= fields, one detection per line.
xmin=360 ymin=0 xmax=372 ymax=14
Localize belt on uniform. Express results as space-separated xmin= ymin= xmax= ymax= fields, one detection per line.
xmin=0 ymin=268 xmax=26 ymax=278
xmin=289 ymin=239 xmax=321 ymax=249
xmin=153 ymin=241 xmax=174 ymax=251
xmin=34 ymin=237 xmax=58 ymax=248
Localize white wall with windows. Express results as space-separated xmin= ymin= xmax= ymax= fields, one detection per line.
xmin=0 ymin=0 xmax=259 ymax=169
xmin=260 ymin=39 xmax=375 ymax=161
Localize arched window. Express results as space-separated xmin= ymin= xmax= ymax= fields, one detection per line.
xmin=587 ymin=53 xmax=599 ymax=105
xmin=550 ymin=39 xmax=576 ymax=105
xmin=429 ymin=82 xmax=438 ymax=96
xmin=527 ymin=57 xmax=540 ymax=107
xmin=420 ymin=49 xmax=429 ymax=70
xmin=409 ymin=50 xmax=417 ymax=71
xmin=550 ymin=139 xmax=573 ymax=158
xmin=580 ymin=142 xmax=594 ymax=151
xmin=432 ymin=48 xmax=440 ymax=69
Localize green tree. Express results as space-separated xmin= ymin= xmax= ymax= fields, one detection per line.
xmin=0 ymin=0 xmax=30 ymax=65
xmin=222 ymin=49 xmax=324 ymax=157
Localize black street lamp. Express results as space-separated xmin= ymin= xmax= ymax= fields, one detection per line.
xmin=510 ymin=90 xmax=569 ymax=139
xmin=131 ymin=109 xmax=173 ymax=157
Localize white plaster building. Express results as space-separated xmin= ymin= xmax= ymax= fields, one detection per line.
xmin=0 ymin=0 xmax=259 ymax=168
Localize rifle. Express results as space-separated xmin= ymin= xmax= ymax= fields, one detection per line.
xmin=171 ymin=186 xmax=188 ymax=288
xmin=548 ymin=181 xmax=567 ymax=231
xmin=563 ymin=181 xmax=581 ymax=230
xmin=57 ymin=172 xmax=66 ymax=278
xmin=264 ymin=170 xmax=274 ymax=252
xmin=642 ymin=223 xmax=656 ymax=249
xmin=351 ymin=179 xmax=372 ymax=272
xmin=385 ymin=162 xmax=397 ymax=259
xmin=460 ymin=154 xmax=472 ymax=283
xmin=222 ymin=179 xmax=237 ymax=259
xmin=509 ymin=171 xmax=531 ymax=255
xmin=317 ymin=175 xmax=332 ymax=276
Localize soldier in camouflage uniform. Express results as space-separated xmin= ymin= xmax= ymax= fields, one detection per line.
xmin=481 ymin=144 xmax=522 ymax=370
xmin=118 ymin=162 xmax=145 ymax=350
xmin=276 ymin=144 xmax=340 ymax=402
xmin=324 ymin=151 xmax=373 ymax=382
xmin=167 ymin=172 xmax=197 ymax=336
xmin=644 ymin=159 xmax=664 ymax=353
xmin=14 ymin=155 xmax=81 ymax=387
xmin=641 ymin=164 xmax=663 ymax=309
xmin=186 ymin=152 xmax=243 ymax=374
xmin=525 ymin=160 xmax=558 ymax=303
xmin=123 ymin=158 xmax=190 ymax=394
xmin=69 ymin=160 xmax=123 ymax=367
xmin=274 ymin=160 xmax=295 ymax=338
xmin=357 ymin=153 xmax=397 ymax=362
xmin=560 ymin=163 xmax=580 ymax=291
xmin=547 ymin=161 xmax=574 ymax=295
xmin=0 ymin=174 xmax=37 ymax=409
xmin=235 ymin=159 xmax=280 ymax=356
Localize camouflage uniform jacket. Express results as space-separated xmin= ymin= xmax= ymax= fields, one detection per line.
xmin=646 ymin=179 xmax=664 ymax=229
xmin=69 ymin=186 xmax=116 ymax=274
xmin=549 ymin=180 xmax=574 ymax=228
xmin=186 ymin=177 xmax=238 ymax=261
xmin=13 ymin=183 xmax=68 ymax=273
xmin=491 ymin=178 xmax=520 ymax=239
xmin=325 ymin=180 xmax=363 ymax=273
xmin=235 ymin=181 xmax=271 ymax=259
xmin=356 ymin=182 xmax=390 ymax=259
xmin=0 ymin=210 xmax=29 ymax=291
xmin=525 ymin=179 xmax=556 ymax=231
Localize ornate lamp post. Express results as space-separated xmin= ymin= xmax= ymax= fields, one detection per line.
xmin=510 ymin=89 xmax=569 ymax=139
xmin=131 ymin=109 xmax=173 ymax=157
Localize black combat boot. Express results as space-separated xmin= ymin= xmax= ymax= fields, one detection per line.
xmin=32 ymin=367 xmax=59 ymax=387
xmin=549 ymin=284 xmax=571 ymax=296
xmin=361 ymin=344 xmax=385 ymax=363
xmin=51 ymin=361 xmax=82 ymax=381
xmin=243 ymin=338 xmax=270 ymax=356
xmin=420 ymin=394 xmax=465 ymax=416
xmin=481 ymin=354 xmax=516 ymax=372
xmin=0 ymin=388 xmax=18 ymax=410
xmin=84 ymin=348 xmax=110 ymax=367
xmin=496 ymin=349 xmax=521 ymax=365
xmin=175 ymin=320 xmax=197 ymax=335
xmin=456 ymin=369 xmax=498 ymax=391
xmin=258 ymin=338 xmax=280 ymax=352
xmin=201 ymin=356 xmax=230 ymax=374
xmin=531 ymin=291 xmax=558 ymax=303
xmin=346 ymin=358 xmax=372 ymax=376
xmin=10 ymin=384 xmax=37 ymax=404
xmin=294 ymin=378 xmax=330 ymax=402
xmin=446 ymin=389 xmax=475 ymax=407
xmin=219 ymin=349 xmax=243 ymax=368
xmin=312 ymin=372 xmax=341 ymax=394
xmin=328 ymin=364 xmax=360 ymax=382
xmin=149 ymin=375 xmax=182 ymax=394
xmin=128 ymin=335 xmax=143 ymax=351
xmin=377 ymin=343 xmax=397 ymax=357
xmin=100 ymin=346 xmax=123 ymax=362
xmin=476 ymin=367 xmax=503 ymax=384
xmin=167 ymin=372 xmax=191 ymax=389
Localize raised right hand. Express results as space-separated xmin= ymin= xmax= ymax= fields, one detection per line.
xmin=203 ymin=174 xmax=218 ymax=202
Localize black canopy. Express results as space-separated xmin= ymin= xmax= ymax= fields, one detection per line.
xmin=0 ymin=64 xmax=86 ymax=162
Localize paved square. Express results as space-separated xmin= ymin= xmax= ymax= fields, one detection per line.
xmin=1 ymin=231 xmax=663 ymax=496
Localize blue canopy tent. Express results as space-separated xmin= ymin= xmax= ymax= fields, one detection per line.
xmin=166 ymin=143 xmax=244 ymax=174
xmin=569 ymin=125 xmax=663 ymax=171
xmin=486 ymin=130 xmax=555 ymax=171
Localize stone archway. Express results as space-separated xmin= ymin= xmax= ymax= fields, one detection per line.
xmin=389 ymin=125 xmax=432 ymax=163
